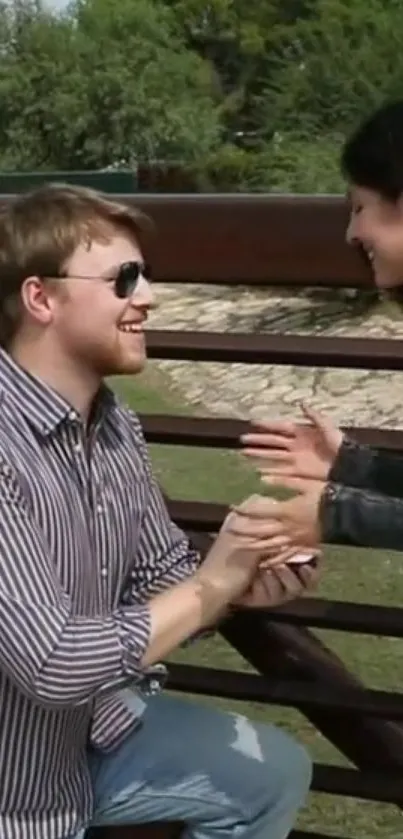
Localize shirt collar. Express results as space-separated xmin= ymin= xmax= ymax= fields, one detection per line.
xmin=0 ymin=348 xmax=117 ymax=436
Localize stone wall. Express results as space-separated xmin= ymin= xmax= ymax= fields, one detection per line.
xmin=147 ymin=285 xmax=403 ymax=429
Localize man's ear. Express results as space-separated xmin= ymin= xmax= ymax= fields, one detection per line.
xmin=20 ymin=276 xmax=55 ymax=326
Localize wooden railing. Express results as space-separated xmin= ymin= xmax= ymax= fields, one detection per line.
xmin=2 ymin=192 xmax=400 ymax=839
xmin=130 ymin=193 xmax=369 ymax=287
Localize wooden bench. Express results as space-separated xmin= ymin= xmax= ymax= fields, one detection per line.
xmin=87 ymin=825 xmax=182 ymax=838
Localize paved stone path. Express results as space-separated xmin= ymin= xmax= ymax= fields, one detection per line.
xmin=148 ymin=284 xmax=403 ymax=428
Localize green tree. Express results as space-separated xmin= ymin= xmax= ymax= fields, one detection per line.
xmin=163 ymin=0 xmax=314 ymax=141
xmin=70 ymin=0 xmax=222 ymax=166
xmin=262 ymin=0 xmax=403 ymax=137
xmin=0 ymin=2 xmax=83 ymax=168
xmin=0 ymin=0 xmax=222 ymax=170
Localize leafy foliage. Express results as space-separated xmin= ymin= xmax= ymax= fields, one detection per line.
xmin=0 ymin=0 xmax=399 ymax=192
xmin=0 ymin=0 xmax=222 ymax=170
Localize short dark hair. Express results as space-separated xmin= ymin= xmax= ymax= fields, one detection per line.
xmin=341 ymin=100 xmax=403 ymax=202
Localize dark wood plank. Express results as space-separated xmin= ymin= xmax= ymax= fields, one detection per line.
xmin=221 ymin=611 xmax=403 ymax=781
xmin=128 ymin=194 xmax=370 ymax=287
xmin=87 ymin=826 xmax=181 ymax=839
xmin=146 ymin=330 xmax=403 ymax=370
xmin=0 ymin=194 xmax=372 ymax=287
xmin=262 ymin=597 xmax=403 ymax=637
xmin=139 ymin=413 xmax=403 ymax=452
xmin=88 ymin=828 xmax=351 ymax=839
xmin=166 ymin=661 xmax=403 ymax=718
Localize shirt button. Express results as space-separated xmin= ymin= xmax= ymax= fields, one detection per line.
xmin=100 ymin=566 xmax=108 ymax=578
xmin=96 ymin=503 xmax=104 ymax=514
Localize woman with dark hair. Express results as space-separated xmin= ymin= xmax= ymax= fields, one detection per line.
xmin=237 ymin=101 xmax=403 ymax=553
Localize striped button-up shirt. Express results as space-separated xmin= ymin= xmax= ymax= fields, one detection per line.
xmin=0 ymin=349 xmax=200 ymax=839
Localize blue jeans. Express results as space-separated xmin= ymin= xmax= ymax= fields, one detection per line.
xmin=76 ymin=691 xmax=312 ymax=839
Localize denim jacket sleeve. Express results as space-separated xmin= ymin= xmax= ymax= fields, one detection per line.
xmin=329 ymin=436 xmax=403 ymax=499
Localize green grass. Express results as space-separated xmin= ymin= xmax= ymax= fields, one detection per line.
xmin=112 ymin=366 xmax=403 ymax=839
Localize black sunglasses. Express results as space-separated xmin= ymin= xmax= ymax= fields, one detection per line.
xmin=47 ymin=261 xmax=152 ymax=299
xmin=108 ymin=261 xmax=151 ymax=298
